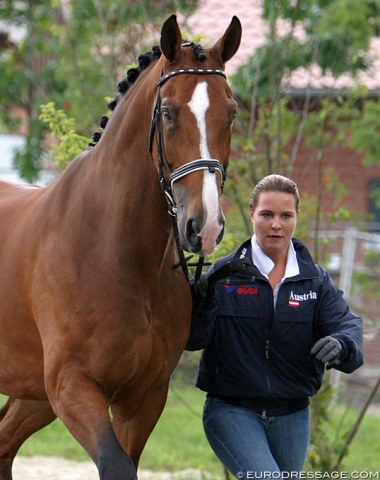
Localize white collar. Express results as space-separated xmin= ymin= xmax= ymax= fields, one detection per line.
xmin=251 ymin=234 xmax=300 ymax=280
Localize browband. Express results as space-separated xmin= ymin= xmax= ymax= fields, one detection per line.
xmin=157 ymin=68 xmax=226 ymax=87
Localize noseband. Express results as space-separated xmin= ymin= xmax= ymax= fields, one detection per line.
xmin=148 ymin=66 xmax=227 ymax=280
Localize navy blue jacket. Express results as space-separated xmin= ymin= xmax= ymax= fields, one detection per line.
xmin=186 ymin=238 xmax=363 ymax=407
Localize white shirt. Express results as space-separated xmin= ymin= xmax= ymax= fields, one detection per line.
xmin=251 ymin=234 xmax=300 ymax=306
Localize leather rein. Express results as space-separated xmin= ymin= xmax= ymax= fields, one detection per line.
xmin=148 ymin=67 xmax=228 ymax=282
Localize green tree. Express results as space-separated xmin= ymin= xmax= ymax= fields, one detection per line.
xmin=0 ymin=0 xmax=65 ymax=179
xmin=0 ymin=0 xmax=198 ymax=181
xmin=39 ymin=101 xmax=88 ymax=170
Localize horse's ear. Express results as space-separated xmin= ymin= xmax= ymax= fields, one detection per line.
xmin=211 ymin=16 xmax=242 ymax=64
xmin=160 ymin=15 xmax=182 ymax=63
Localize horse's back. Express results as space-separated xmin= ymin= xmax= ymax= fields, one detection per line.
xmin=0 ymin=179 xmax=42 ymax=218
xmin=0 ymin=178 xmax=41 ymax=194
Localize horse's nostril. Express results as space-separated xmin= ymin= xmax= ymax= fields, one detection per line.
xmin=186 ymin=219 xmax=201 ymax=248
xmin=186 ymin=218 xmax=197 ymax=236
xmin=186 ymin=218 xmax=197 ymax=233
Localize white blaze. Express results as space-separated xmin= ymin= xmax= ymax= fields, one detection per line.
xmin=187 ymin=82 xmax=222 ymax=253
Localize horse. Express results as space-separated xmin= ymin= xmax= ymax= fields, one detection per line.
xmin=0 ymin=14 xmax=241 ymax=480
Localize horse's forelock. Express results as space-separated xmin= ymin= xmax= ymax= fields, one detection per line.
xmin=190 ymin=42 xmax=207 ymax=61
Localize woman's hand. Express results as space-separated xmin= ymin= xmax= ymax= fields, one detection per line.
xmin=311 ymin=336 xmax=343 ymax=369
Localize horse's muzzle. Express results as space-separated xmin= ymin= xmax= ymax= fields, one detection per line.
xmin=183 ymin=218 xmax=224 ymax=254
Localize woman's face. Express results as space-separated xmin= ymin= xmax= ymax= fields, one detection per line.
xmin=250 ymin=191 xmax=298 ymax=261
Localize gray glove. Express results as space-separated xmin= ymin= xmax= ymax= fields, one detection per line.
xmin=311 ymin=336 xmax=343 ymax=369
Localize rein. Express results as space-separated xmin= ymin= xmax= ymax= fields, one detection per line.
xmin=148 ymin=67 xmax=225 ymax=282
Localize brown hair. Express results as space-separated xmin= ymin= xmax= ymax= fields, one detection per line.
xmin=249 ymin=174 xmax=300 ymax=213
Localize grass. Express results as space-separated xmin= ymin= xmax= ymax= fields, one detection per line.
xmin=1 ymin=385 xmax=380 ymax=476
xmin=321 ymin=403 xmax=380 ymax=471
xmin=140 ymin=386 xmax=222 ymax=475
xmin=343 ymin=414 xmax=380 ymax=469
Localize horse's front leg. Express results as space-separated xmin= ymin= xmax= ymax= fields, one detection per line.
xmin=45 ymin=367 xmax=136 ymax=480
xmin=111 ymin=381 xmax=170 ymax=468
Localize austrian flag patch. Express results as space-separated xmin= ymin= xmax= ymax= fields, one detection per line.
xmin=288 ymin=299 xmax=300 ymax=308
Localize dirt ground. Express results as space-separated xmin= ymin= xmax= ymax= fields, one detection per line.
xmin=13 ymin=456 xmax=217 ymax=480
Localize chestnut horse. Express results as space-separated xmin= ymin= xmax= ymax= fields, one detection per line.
xmin=0 ymin=15 xmax=241 ymax=480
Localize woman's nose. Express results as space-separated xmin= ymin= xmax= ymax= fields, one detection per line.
xmin=271 ymin=217 xmax=281 ymax=229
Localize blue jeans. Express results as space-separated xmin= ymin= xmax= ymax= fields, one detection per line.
xmin=202 ymin=397 xmax=310 ymax=479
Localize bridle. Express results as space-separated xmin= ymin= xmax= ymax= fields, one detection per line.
xmin=148 ymin=67 xmax=228 ymax=210
xmin=148 ymin=66 xmax=227 ymax=281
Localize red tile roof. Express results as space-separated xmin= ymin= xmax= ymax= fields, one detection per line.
xmin=186 ymin=0 xmax=380 ymax=91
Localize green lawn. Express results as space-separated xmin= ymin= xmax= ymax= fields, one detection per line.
xmin=140 ymin=386 xmax=222 ymax=475
xmin=1 ymin=386 xmax=379 ymax=476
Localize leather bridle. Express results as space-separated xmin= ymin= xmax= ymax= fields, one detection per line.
xmin=148 ymin=66 xmax=227 ymax=281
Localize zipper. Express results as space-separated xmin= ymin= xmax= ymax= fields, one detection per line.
xmin=265 ymin=339 xmax=270 ymax=359
xmin=265 ymin=281 xmax=273 ymax=394
xmin=265 ymin=280 xmax=274 ymax=361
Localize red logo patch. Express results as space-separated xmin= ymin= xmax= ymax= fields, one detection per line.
xmin=225 ymin=284 xmax=258 ymax=295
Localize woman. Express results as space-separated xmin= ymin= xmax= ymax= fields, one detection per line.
xmin=186 ymin=174 xmax=363 ymax=478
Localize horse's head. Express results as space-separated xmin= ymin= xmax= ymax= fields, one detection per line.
xmin=150 ymin=15 xmax=241 ymax=254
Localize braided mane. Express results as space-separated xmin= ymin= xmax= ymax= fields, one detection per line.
xmin=89 ymin=41 xmax=206 ymax=146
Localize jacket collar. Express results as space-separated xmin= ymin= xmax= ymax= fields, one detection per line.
xmin=250 ymin=234 xmax=299 ymax=280
xmin=234 ymin=237 xmax=318 ymax=280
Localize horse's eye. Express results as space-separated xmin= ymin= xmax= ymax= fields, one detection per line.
xmin=161 ymin=107 xmax=172 ymax=122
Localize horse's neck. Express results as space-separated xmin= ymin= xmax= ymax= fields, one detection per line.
xmin=50 ymin=100 xmax=172 ymax=265
xmin=93 ymin=110 xmax=166 ymax=226
xmin=47 ymin=60 xmax=176 ymax=271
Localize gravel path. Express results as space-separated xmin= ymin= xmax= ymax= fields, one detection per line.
xmin=13 ymin=456 xmax=217 ymax=480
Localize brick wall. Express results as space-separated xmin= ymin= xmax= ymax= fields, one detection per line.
xmin=290 ymin=145 xmax=380 ymax=220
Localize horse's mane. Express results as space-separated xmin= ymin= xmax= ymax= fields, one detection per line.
xmin=89 ymin=42 xmax=206 ymax=147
